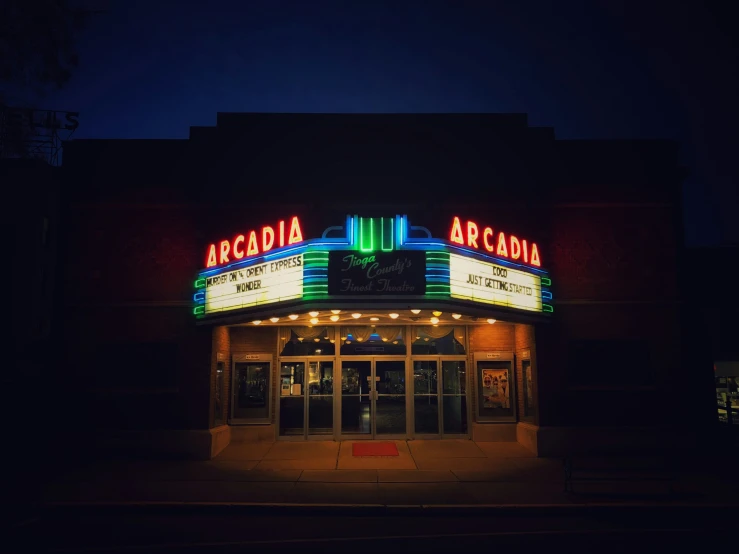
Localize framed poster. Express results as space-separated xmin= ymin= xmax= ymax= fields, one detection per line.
xmin=474 ymin=352 xmax=516 ymax=421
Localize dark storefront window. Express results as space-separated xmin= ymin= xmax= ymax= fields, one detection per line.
xmin=279 ymin=327 xmax=336 ymax=356
xmin=412 ymin=326 xmax=466 ymax=355
xmin=715 ymin=362 xmax=739 ymax=425
xmin=339 ymin=326 xmax=406 ymax=355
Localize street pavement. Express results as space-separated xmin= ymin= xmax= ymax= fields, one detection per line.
xmin=9 ymin=506 xmax=738 ymax=553
xmin=6 ymin=439 xmax=738 ymax=552
xmin=32 ymin=439 xmax=739 ymax=508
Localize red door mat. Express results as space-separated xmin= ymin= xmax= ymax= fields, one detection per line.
xmin=352 ymin=442 xmax=399 ymax=457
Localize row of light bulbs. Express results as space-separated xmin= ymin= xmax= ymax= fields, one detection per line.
xmin=251 ymin=309 xmax=496 ymax=325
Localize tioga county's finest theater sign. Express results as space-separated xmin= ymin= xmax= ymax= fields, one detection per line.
xmin=193 ymin=214 xmax=552 ymax=318
xmin=327 ymin=251 xmax=426 ymax=295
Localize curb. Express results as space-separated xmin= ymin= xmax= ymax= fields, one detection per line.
xmin=41 ymin=501 xmax=739 ymax=516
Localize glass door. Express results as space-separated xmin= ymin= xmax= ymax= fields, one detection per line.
xmin=412 ymin=357 xmax=468 ymax=437
xmin=413 ymin=360 xmax=439 ymax=434
xmin=278 ymin=359 xmax=335 ymax=438
xmin=340 ymin=358 xmax=407 ymax=439
xmin=441 ymin=360 xmax=467 ymax=435
xmin=375 ymin=360 xmax=407 ymax=436
xmin=307 ymin=360 xmax=334 ymax=436
xmin=278 ymin=361 xmax=305 ymax=436
xmin=340 ymin=360 xmax=372 ymax=436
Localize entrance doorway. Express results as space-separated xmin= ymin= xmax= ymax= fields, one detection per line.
xmin=412 ymin=357 xmax=468 ymax=437
xmin=278 ymin=358 xmax=335 ymax=438
xmin=340 ymin=358 xmax=407 ymax=439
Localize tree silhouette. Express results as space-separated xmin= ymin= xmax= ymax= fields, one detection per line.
xmin=1 ymin=0 xmax=102 ymax=160
xmin=0 ymin=0 xmax=101 ymax=100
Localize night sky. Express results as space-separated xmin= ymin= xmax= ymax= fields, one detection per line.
xmin=27 ymin=0 xmax=739 ymax=246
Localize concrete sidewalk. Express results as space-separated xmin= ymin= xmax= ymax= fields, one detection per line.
xmin=40 ymin=440 xmax=739 ymax=509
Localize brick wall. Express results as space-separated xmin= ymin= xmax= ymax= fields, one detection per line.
xmin=467 ymin=323 xmax=515 ymax=421
xmin=547 ymin=205 xmax=679 ymax=302
xmin=62 ymin=204 xmax=200 ymax=304
xmin=533 ymin=201 xmax=683 ymax=427
xmin=535 ymin=302 xmax=682 ymax=427
xmin=514 ymin=324 xmax=537 ymax=422
xmin=57 ymin=305 xmax=211 ymax=430
xmin=211 ymin=325 xmax=230 ymax=427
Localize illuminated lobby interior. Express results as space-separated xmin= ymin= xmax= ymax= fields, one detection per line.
xmin=211 ymin=308 xmax=539 ymax=448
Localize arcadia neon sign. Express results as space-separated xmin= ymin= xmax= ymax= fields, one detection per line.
xmin=205 ymin=216 xmax=304 ymax=268
xmin=449 ymin=216 xmax=541 ymax=267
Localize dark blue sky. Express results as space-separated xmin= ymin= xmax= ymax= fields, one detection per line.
xmin=31 ymin=0 xmax=739 ymax=245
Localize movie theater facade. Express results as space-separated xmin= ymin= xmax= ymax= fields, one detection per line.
xmin=59 ymin=113 xmax=692 ymax=459
xmin=198 ymin=213 xmax=551 ymax=446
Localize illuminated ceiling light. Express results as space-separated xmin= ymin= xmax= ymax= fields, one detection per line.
xmin=329 ymin=339 xmax=335 ymax=344
xmin=487 ymin=318 xmax=497 ymax=324
xmin=432 ymin=311 xmax=442 ymax=317
xmin=252 ymin=320 xmax=262 ymax=325
xmin=330 ymin=315 xmax=340 ymax=322
xmin=288 ymin=314 xmax=299 ymax=320
xmin=416 ymin=336 xmax=420 ymax=339
xmin=388 ymin=313 xmax=399 ymax=319
xmin=309 ymin=311 xmax=319 ymax=317
xmin=424 ymin=337 xmax=429 ymax=342
xmin=269 ymin=317 xmax=280 ymax=323
xmin=314 ymin=338 xmax=320 ymax=342
xmin=351 ymin=313 xmax=362 ymax=319
xmin=298 ymin=337 xmax=304 ymax=342
xmin=310 ymin=317 xmax=319 ymax=325
xmin=370 ymin=317 xmax=379 ymax=321
xmin=410 ymin=309 xmax=421 ymax=314
xmin=382 ymin=338 xmax=389 ymax=342
xmin=451 ymin=313 xmax=462 ymax=320
xmin=341 ymin=336 xmax=347 ymax=340
xmin=392 ymin=340 xmax=398 ymax=345
xmin=331 ymin=309 xmax=341 ymax=314
xmin=345 ymin=340 xmax=351 ymax=344
xmin=356 ymin=337 xmax=363 ymax=342
xmin=430 ymin=317 xmax=440 ymax=325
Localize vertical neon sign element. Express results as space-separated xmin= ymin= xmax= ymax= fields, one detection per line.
xmin=380 ymin=217 xmax=393 ymax=251
xmin=359 ymin=217 xmax=374 ymax=252
xmin=346 ymin=214 xmax=354 ymax=246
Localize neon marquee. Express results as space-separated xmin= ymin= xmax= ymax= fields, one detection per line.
xmin=205 ymin=216 xmax=304 ymax=268
xmin=449 ymin=216 xmax=541 ymax=267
